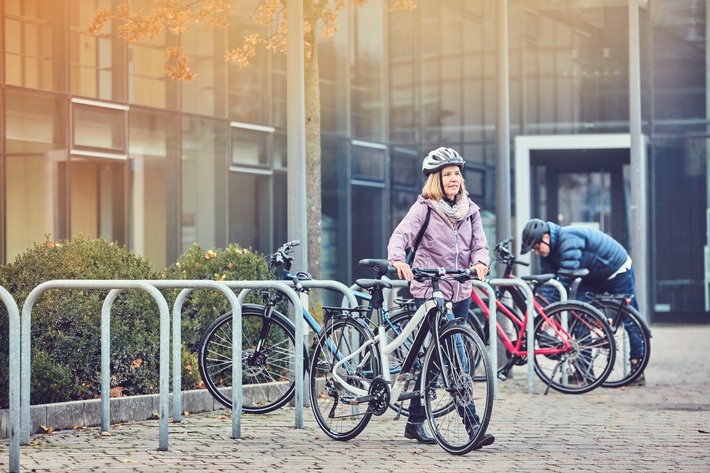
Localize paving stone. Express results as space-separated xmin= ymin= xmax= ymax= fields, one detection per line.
xmin=0 ymin=325 xmax=708 ymax=472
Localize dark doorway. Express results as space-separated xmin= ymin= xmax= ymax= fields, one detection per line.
xmin=529 ymin=148 xmax=630 ymax=250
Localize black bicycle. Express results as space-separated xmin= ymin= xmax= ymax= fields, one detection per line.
xmin=309 ymin=264 xmax=494 ymax=455
xmin=197 ymin=241 xmax=416 ymax=414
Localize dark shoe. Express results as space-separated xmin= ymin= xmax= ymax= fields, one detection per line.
xmin=466 ymin=424 xmax=495 ymax=449
xmin=473 ymin=433 xmax=495 ymax=450
xmin=564 ymin=370 xmax=592 ymax=385
xmin=404 ymin=422 xmax=436 ymax=444
xmin=627 ymin=372 xmax=646 ymax=386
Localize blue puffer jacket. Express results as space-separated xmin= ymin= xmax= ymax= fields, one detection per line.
xmin=540 ymin=222 xmax=629 ymax=290
xmin=388 ymin=195 xmax=490 ymax=303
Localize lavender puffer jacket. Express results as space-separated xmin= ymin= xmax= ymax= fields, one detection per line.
xmin=387 ymin=195 xmax=490 ymax=303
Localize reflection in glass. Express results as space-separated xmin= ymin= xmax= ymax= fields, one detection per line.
xmin=181 ymin=116 xmax=227 ymax=252
xmin=128 ymin=110 xmax=178 ymax=268
xmin=228 ymin=172 xmax=270 ymax=253
xmin=352 ymin=0 xmax=383 ymax=141
xmin=4 ymin=0 xmax=55 ymax=91
xmin=69 ymin=0 xmax=118 ymax=101
xmin=5 ymin=91 xmax=66 ymax=261
xmin=72 ymin=102 xmax=126 ymax=153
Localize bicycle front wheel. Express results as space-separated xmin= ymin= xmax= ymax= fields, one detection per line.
xmin=309 ymin=316 xmax=379 ymax=441
xmin=594 ymin=302 xmax=651 ymax=388
xmin=533 ymin=301 xmax=616 ymax=394
xmin=423 ymin=324 xmax=494 ymax=455
xmin=198 ymin=305 xmax=307 ymax=414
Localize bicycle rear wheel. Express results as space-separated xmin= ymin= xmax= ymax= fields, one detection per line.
xmin=593 ymin=302 xmax=651 ymax=388
xmin=309 ymin=315 xmax=379 ymax=441
xmin=198 ymin=304 xmax=307 ymax=414
xmin=533 ymin=301 xmax=616 ymax=394
xmin=423 ymin=324 xmax=494 ymax=455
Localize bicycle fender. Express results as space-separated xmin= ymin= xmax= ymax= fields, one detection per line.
xmin=219 ymin=303 xmax=296 ymax=330
xmin=544 ymin=300 xmax=610 ymax=327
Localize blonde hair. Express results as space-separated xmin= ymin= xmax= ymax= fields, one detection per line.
xmin=422 ymin=168 xmax=468 ymax=200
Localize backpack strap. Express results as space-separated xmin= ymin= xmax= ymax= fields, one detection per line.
xmin=411 ymin=207 xmax=431 ymax=256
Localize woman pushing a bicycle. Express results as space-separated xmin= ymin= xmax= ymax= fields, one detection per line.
xmin=387 ymin=146 xmax=495 ymax=449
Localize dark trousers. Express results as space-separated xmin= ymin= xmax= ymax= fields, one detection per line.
xmin=576 ymin=267 xmax=645 ymax=360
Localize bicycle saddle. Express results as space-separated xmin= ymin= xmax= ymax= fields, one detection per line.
xmin=557 ymin=268 xmax=590 ymax=278
xmin=355 ymin=278 xmax=393 ymax=290
xmin=520 ymin=273 xmax=557 ymax=284
xmin=359 ymin=258 xmax=397 ymax=279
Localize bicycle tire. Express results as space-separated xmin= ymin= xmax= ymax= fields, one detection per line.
xmin=532 ymin=300 xmax=616 ymax=394
xmin=592 ymin=301 xmax=651 ymax=388
xmin=309 ymin=315 xmax=379 ymax=441
xmin=198 ymin=304 xmax=308 ymax=414
xmin=423 ymin=324 xmax=494 ymax=455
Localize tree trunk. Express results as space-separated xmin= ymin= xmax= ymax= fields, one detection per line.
xmin=303 ymin=23 xmax=322 ymax=282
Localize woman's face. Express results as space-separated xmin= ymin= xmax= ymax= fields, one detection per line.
xmin=441 ymin=165 xmax=462 ymax=200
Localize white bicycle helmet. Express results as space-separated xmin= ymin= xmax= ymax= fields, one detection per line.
xmin=422 ymin=147 xmax=465 ymax=176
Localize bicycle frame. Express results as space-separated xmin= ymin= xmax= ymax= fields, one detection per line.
xmin=331 ymin=297 xmax=442 ymax=405
xmin=469 ymin=286 xmax=574 ymax=358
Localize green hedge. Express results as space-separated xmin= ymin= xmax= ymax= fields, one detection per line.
xmin=161 ymin=242 xmax=271 ymax=355
xmin=0 ymin=236 xmax=270 ymax=408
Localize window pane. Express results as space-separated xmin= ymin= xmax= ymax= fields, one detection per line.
xmin=228 ymin=172 xmax=270 ymax=253
xmin=68 ymin=0 xmax=117 ymax=101
xmin=4 ymin=91 xmax=66 ymax=261
xmin=352 ymin=144 xmax=385 ymax=181
xmin=129 ymin=110 xmax=179 ymax=268
xmin=129 ymin=36 xmax=170 ymax=108
xmin=4 ymin=0 xmax=56 ymax=90
xmin=72 ymin=103 xmax=126 ymax=153
xmin=181 ymin=27 xmax=220 ymax=116
xmin=352 ymin=0 xmax=383 ymax=141
xmin=230 ymin=125 xmax=272 ymax=168
xmin=181 ymin=117 xmax=227 ymax=251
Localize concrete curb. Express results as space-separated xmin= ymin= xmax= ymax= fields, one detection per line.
xmin=0 ymin=388 xmax=229 ymax=439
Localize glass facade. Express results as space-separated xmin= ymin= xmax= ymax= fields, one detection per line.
xmin=0 ymin=0 xmax=708 ymax=323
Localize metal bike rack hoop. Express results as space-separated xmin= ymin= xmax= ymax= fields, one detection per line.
xmin=221 ymin=281 xmax=304 ymax=436
xmin=487 ymin=278 xmax=536 ymax=394
xmin=20 ymin=281 xmax=171 ymax=449
xmin=1 ymin=285 xmax=21 ymax=473
xmin=144 ymin=281 xmax=241 ymax=424
xmin=471 ymin=280 xmax=499 ymax=400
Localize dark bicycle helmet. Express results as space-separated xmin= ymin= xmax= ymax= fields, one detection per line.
xmin=422 ymin=147 xmax=465 ymax=176
xmin=521 ymin=218 xmax=549 ymax=254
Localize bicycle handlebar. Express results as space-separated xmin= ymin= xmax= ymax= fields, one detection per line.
xmin=494 ymin=237 xmax=530 ymax=269
xmin=270 ymin=240 xmax=300 ymax=267
xmin=412 ymin=267 xmax=480 ymax=283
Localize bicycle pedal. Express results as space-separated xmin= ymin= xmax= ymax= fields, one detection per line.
xmin=340 ymin=395 xmax=362 ymax=405
xmin=497 ymin=373 xmax=507 ymax=381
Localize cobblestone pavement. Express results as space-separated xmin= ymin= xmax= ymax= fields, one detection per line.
xmin=2 ymin=325 xmax=709 ymax=473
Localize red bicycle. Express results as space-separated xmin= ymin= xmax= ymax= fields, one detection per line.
xmin=468 ymin=238 xmax=616 ymax=394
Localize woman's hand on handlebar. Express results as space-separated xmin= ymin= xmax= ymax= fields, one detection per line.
xmin=392 ymin=260 xmax=413 ymax=281
xmin=471 ymin=263 xmax=488 ymax=281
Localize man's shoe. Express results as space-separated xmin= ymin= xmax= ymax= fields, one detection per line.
xmin=627 ymin=372 xmax=646 ymax=386
xmin=404 ymin=422 xmax=436 ymax=444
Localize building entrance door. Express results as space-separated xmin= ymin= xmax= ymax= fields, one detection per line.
xmin=530 ymin=150 xmax=630 ymax=250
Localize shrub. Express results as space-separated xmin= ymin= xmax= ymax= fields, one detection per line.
xmin=0 ymin=237 xmax=273 ymax=408
xmin=160 ymin=242 xmax=271 ymax=355
xmin=0 ymin=235 xmax=161 ymax=408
